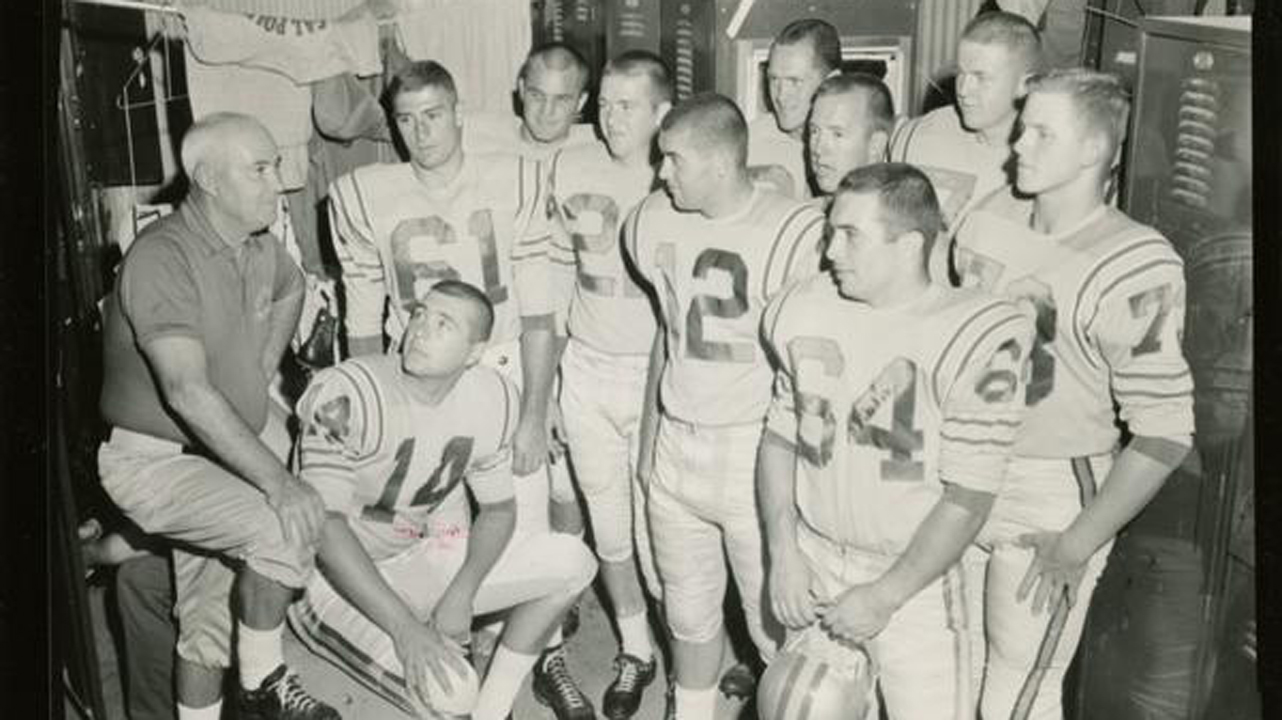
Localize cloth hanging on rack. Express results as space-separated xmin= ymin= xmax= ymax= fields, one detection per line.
xmin=394 ymin=0 xmax=530 ymax=113
xmin=181 ymin=0 xmax=365 ymax=21
xmin=184 ymin=44 xmax=313 ymax=189
xmin=181 ymin=5 xmax=382 ymax=83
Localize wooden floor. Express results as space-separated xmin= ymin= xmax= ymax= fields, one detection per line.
xmin=87 ymin=575 xmax=756 ymax=720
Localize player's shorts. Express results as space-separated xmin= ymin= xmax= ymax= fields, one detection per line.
xmin=480 ymin=340 xmax=575 ymax=534
xmin=975 ymin=452 xmax=1115 ymax=720
xmin=288 ymin=528 xmax=597 ymax=715
xmin=647 ymin=415 xmax=779 ymax=659
xmin=797 ymin=521 xmax=974 ymax=720
xmin=97 ymin=417 xmax=310 ymax=669
xmin=558 ymin=340 xmax=659 ymax=589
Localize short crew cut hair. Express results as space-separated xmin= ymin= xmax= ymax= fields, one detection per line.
xmin=181 ymin=112 xmax=262 ymax=179
xmin=775 ymin=18 xmax=843 ymax=74
xmin=428 ymin=280 xmax=495 ymax=342
xmin=836 ymin=162 xmax=944 ymax=254
xmin=1027 ymin=68 xmax=1131 ymax=159
xmin=604 ymin=50 xmax=675 ymax=105
xmin=812 ymin=72 xmax=895 ymax=136
xmin=660 ymin=92 xmax=748 ymax=167
xmin=386 ymin=60 xmax=458 ymax=107
xmin=520 ymin=42 xmax=590 ymax=94
xmin=962 ymin=11 xmax=1043 ymax=73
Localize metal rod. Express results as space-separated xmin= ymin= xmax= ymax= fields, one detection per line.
xmin=76 ymin=0 xmax=180 ymax=14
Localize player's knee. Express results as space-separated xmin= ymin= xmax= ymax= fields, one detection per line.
xmin=244 ymin=542 xmax=316 ymax=590
xmin=543 ymin=534 xmax=598 ymax=594
xmin=663 ymin=595 xmax=722 ymax=645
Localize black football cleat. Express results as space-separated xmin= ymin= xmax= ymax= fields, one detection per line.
xmin=237 ymin=664 xmax=341 ymax=720
xmin=602 ymin=653 xmax=657 ymax=719
xmin=532 ymin=645 xmax=595 ymax=720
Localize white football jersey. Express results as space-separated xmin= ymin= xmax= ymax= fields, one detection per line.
xmin=296 ymin=356 xmax=520 ymax=561
xmin=953 ymin=192 xmax=1195 ymax=457
xmin=889 ymin=106 xmax=1011 ymax=227
xmin=626 ymin=186 xmax=824 ymax=426
xmin=764 ymin=276 xmax=1032 ymax=555
xmin=747 ymin=114 xmax=810 ymax=199
xmin=547 ymin=140 xmax=658 ymax=356
xmin=329 ymin=153 xmax=552 ymax=350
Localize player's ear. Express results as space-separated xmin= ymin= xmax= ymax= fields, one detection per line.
xmin=190 ymin=158 xmax=219 ymax=197
xmin=1081 ymin=131 xmax=1109 ymax=171
xmin=869 ymin=130 xmax=890 ymax=163
xmin=465 ymin=339 xmax=487 ymax=367
xmin=654 ymin=101 xmax=672 ymax=126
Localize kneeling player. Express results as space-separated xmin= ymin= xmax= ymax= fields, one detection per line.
xmin=759 ymin=164 xmax=1032 ymax=720
xmin=289 ymin=281 xmax=597 ymax=720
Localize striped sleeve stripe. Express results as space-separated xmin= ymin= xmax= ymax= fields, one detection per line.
xmin=1112 ymin=387 xmax=1193 ymax=400
xmin=298 ymin=444 xmax=344 ymax=458
xmin=763 ymin=277 xmax=807 ymax=350
xmin=1071 ymin=237 xmax=1174 ymax=367
xmin=760 ymin=204 xmax=815 ymax=297
xmin=511 ymin=249 xmax=549 ymax=262
xmin=1114 ymin=368 xmax=1193 ymax=381
xmin=932 ymin=300 xmax=1017 ymax=403
xmin=346 ymin=173 xmax=377 ymax=241
xmin=337 ymin=362 xmax=384 ymax=457
xmin=945 ymin=415 xmax=1022 ymax=429
xmin=623 ymin=196 xmax=649 ymax=280
xmin=331 ymin=177 xmax=374 ymax=246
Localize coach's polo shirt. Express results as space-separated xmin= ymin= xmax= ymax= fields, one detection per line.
xmin=100 ymin=200 xmax=303 ymax=446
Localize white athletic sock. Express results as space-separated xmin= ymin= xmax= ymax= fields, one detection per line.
xmin=177 ymin=700 xmax=222 ymax=720
xmin=674 ymin=685 xmax=717 ymax=720
xmin=237 ymin=621 xmax=284 ymax=690
xmin=472 ymin=645 xmax=539 ymax=720
xmin=617 ymin=611 xmax=653 ymax=661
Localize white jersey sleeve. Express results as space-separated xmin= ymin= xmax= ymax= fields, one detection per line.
xmin=329 ymin=171 xmax=388 ymax=343
xmin=296 ymin=360 xmax=389 ymax=516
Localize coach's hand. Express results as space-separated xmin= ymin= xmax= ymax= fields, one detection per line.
xmin=770 ymin=544 xmax=823 ymax=628
xmin=819 ymin=583 xmax=897 ymax=644
xmin=513 ymin=415 xmax=548 ymax=475
xmin=393 ymin=619 xmax=470 ymax=703
xmin=268 ymin=479 xmax=326 ymax=546
xmin=1015 ymin=530 xmax=1090 ymax=614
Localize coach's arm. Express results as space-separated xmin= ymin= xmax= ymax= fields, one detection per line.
xmin=141 ymin=335 xmax=325 ymax=546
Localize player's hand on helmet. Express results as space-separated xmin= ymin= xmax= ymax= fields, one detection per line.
xmin=770 ymin=543 xmax=824 ymax=628
xmin=393 ymin=618 xmax=470 ymax=705
xmin=513 ymin=414 xmax=549 ymax=475
xmin=431 ymin=587 xmax=475 ymax=649
xmin=1015 ymin=530 xmax=1091 ymax=614
xmin=818 ymin=583 xmax=898 ymax=644
xmin=268 ymin=478 xmax=326 ymax=546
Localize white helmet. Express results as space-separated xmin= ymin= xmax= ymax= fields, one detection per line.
xmin=757 ymin=625 xmax=876 ymax=720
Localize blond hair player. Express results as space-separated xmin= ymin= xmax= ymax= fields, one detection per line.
xmin=545 ymin=49 xmax=674 ymax=719
xmin=953 ymin=69 xmax=1195 ymax=720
